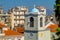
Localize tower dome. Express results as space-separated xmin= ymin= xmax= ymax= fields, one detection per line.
xmin=31 ymin=8 xmax=39 ymax=13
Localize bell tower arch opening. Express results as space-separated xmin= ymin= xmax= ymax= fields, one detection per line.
xmin=30 ymin=17 xmax=34 ymax=27
xmin=40 ymin=17 xmax=43 ymax=27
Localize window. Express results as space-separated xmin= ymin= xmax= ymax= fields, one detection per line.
xmin=30 ymin=17 xmax=34 ymax=27
xmin=17 ymin=16 xmax=19 ymax=19
xmin=0 ymin=28 xmax=2 ymax=33
xmin=20 ymin=16 xmax=25 ymax=19
xmin=40 ymin=17 xmax=43 ymax=27
xmin=17 ymin=12 xmax=19 ymax=15
xmin=17 ymin=21 xmax=19 ymax=24
xmin=19 ymin=20 xmax=24 ymax=27
xmin=14 ymin=23 xmax=18 ymax=26
xmin=20 ymin=12 xmax=24 ymax=15
xmin=20 ymin=20 xmax=24 ymax=24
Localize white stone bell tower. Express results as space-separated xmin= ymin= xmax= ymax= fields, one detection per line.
xmin=24 ymin=6 xmax=51 ymax=40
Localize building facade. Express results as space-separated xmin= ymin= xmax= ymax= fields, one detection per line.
xmin=24 ymin=6 xmax=51 ymax=40
xmin=0 ymin=6 xmax=58 ymax=40
xmin=0 ymin=6 xmax=11 ymax=28
xmin=8 ymin=6 xmax=28 ymax=29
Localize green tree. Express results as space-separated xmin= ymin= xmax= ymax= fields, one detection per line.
xmin=55 ymin=0 xmax=60 ymax=26
xmin=54 ymin=0 xmax=60 ymax=40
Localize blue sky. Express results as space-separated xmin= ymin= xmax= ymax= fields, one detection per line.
xmin=0 ymin=0 xmax=55 ymax=13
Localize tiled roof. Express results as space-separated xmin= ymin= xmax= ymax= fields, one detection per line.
xmin=16 ymin=27 xmax=24 ymax=33
xmin=4 ymin=29 xmax=22 ymax=36
xmin=0 ymin=23 xmax=6 ymax=28
xmin=48 ymin=24 xmax=58 ymax=28
xmin=47 ymin=24 xmax=58 ymax=32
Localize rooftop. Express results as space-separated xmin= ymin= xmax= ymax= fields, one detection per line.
xmin=31 ymin=7 xmax=39 ymax=13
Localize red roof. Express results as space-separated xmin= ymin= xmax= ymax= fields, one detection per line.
xmin=4 ymin=29 xmax=22 ymax=36
xmin=47 ymin=24 xmax=58 ymax=32
xmin=0 ymin=23 xmax=6 ymax=28
xmin=16 ymin=27 xmax=24 ymax=33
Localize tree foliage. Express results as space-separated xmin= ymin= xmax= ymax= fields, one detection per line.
xmin=54 ymin=0 xmax=60 ymax=40
xmin=55 ymin=0 xmax=60 ymax=26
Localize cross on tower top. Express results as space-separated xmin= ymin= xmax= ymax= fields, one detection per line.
xmin=34 ymin=4 xmax=36 ymax=8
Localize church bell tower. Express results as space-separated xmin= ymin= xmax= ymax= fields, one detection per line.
xmin=24 ymin=6 xmax=51 ymax=40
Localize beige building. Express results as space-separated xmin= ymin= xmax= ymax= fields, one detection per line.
xmin=0 ymin=13 xmax=11 ymax=28
xmin=0 ymin=6 xmax=3 ymax=14
xmin=0 ymin=6 xmax=28 ymax=30
xmin=0 ymin=6 xmax=11 ymax=29
xmin=8 ymin=6 xmax=28 ymax=29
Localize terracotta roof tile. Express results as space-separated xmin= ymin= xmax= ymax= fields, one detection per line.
xmin=47 ymin=24 xmax=58 ymax=32
xmin=0 ymin=23 xmax=6 ymax=28
xmin=4 ymin=29 xmax=22 ymax=36
xmin=47 ymin=24 xmax=58 ymax=29
xmin=16 ymin=27 xmax=24 ymax=33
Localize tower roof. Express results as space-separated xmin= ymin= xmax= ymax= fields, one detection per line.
xmin=30 ymin=5 xmax=39 ymax=13
xmin=31 ymin=8 xmax=39 ymax=13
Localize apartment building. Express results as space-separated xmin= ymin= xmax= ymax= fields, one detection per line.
xmin=8 ymin=6 xmax=28 ymax=29
xmin=0 ymin=6 xmax=11 ymax=29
